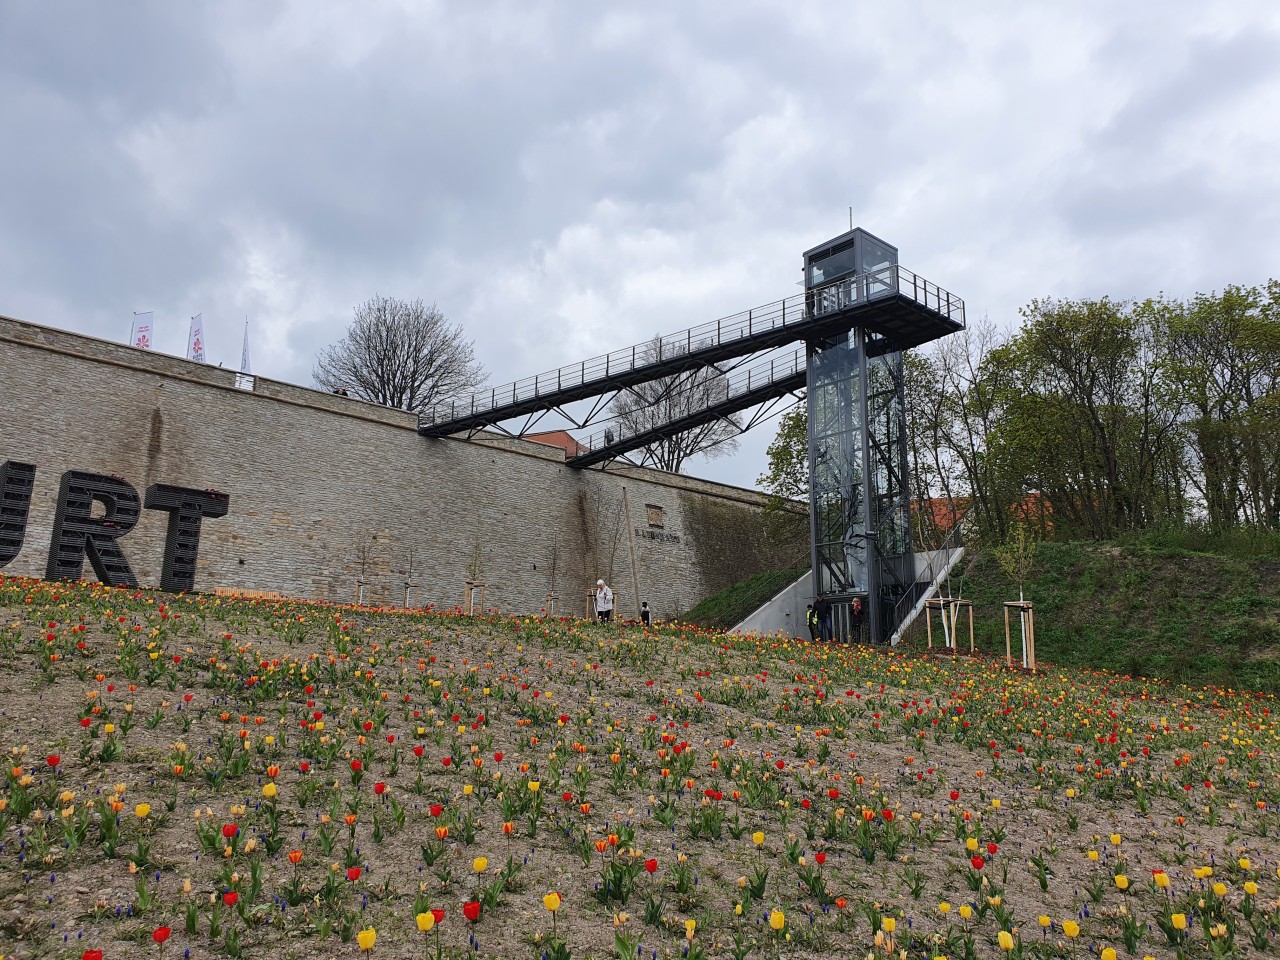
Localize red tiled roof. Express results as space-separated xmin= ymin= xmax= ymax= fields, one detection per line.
xmin=525 ymin=430 xmax=589 ymax=458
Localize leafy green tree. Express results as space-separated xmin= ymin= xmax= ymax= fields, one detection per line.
xmin=984 ymin=297 xmax=1185 ymax=539
xmin=757 ymin=405 xmax=809 ymax=507
xmin=1154 ymin=282 xmax=1280 ymax=529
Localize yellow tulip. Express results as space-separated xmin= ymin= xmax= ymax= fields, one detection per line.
xmin=543 ymin=892 xmax=561 ymax=912
xmin=965 ymin=837 xmax=979 ymax=851
xmin=1114 ymin=874 xmax=1129 ymax=891
xmin=1239 ymin=858 xmax=1251 ymax=870
xmin=1244 ymin=881 xmax=1259 ymax=896
xmin=528 ymin=781 xmax=540 ymax=793
xmin=1110 ymin=833 xmax=1121 ymax=845
xmin=882 ymin=917 xmax=896 ymax=934
xmin=959 ymin=905 xmax=973 ymax=920
xmin=1038 ymin=915 xmax=1051 ymax=928
xmin=357 ymin=927 xmax=376 ymax=952
xmin=938 ymin=902 xmax=951 ymax=913
xmin=990 ymin=799 xmax=1001 ymax=810
xmin=416 ymin=912 xmax=434 ymax=932
xmin=1087 ymin=850 xmax=1098 ymax=861
xmin=684 ymin=918 xmax=696 ymax=941
xmin=752 ymin=831 xmax=765 ymax=846
xmin=473 ymin=857 xmax=488 ymax=874
xmin=1171 ymin=913 xmax=1187 ymax=931
xmin=463 ymin=784 xmax=474 ymax=795
xmin=769 ymin=909 xmax=785 ymax=931
xmin=998 ymin=930 xmax=1014 ymax=951
xmin=262 ymin=782 xmax=277 ymax=800
xmin=1062 ymin=920 xmax=1080 ymax=938
xmin=1101 ymin=949 xmax=1117 ymax=960
xmin=135 ymin=803 xmax=151 ymax=819
xmin=1153 ymin=871 xmax=1170 ymax=889
xmin=1212 ymin=882 xmax=1227 ymax=896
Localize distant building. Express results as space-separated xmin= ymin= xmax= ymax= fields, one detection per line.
xmin=524 ymin=430 xmax=590 ymax=459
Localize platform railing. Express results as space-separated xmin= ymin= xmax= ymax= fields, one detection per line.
xmin=571 ymin=347 xmax=806 ymax=457
xmin=419 ymin=266 xmax=963 ymax=431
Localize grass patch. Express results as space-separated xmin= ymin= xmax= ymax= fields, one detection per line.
xmin=918 ymin=539 xmax=1280 ymax=690
xmin=683 ymin=567 xmax=807 ymax=630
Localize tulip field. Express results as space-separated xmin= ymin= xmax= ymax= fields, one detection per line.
xmin=1 ymin=574 xmax=1278 ymax=959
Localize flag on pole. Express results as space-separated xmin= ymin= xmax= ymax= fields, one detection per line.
xmin=240 ymin=320 xmax=251 ymax=374
xmin=187 ymin=314 xmax=206 ymax=362
xmin=131 ymin=312 xmax=153 ymax=350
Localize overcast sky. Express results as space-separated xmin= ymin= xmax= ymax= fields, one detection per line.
xmin=3 ymin=1 xmax=1278 ymax=489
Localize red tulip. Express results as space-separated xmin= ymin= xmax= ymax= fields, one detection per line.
xmin=413 ymin=745 xmax=425 ymax=758
xmin=350 ymin=760 xmax=363 ymax=773
xmin=222 ymin=823 xmax=238 ymax=839
xmin=430 ymin=803 xmax=444 ymax=817
xmin=493 ymin=752 xmax=504 ymax=762
xmin=814 ymin=852 xmax=826 ymax=865
xmin=373 ymin=782 xmax=387 ymax=795
xmin=986 ymin=842 xmax=998 ymax=855
xmin=431 ymin=908 xmax=445 ymax=924
xmin=299 ymin=761 xmax=311 ymax=773
xmin=223 ymin=891 xmax=239 ymax=907
xmin=644 ymin=858 xmax=658 ymax=873
xmin=441 ymin=757 xmax=452 ymax=767
xmin=949 ymin=790 xmax=960 ymax=802
xmin=463 ymin=900 xmax=481 ymax=922
xmin=970 ymin=855 xmax=985 ymax=870
xmin=83 ymin=951 xmax=104 ymax=960
xmin=47 ymin=754 xmax=61 ymax=768
xmin=152 ymin=926 xmax=171 ymax=944
xmin=347 ymin=867 xmax=361 ymax=882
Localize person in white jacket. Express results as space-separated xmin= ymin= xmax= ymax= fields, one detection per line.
xmin=595 ymin=579 xmax=614 ymax=622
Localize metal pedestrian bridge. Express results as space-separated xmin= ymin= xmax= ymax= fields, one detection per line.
xmin=418 ymin=264 xmax=965 ymax=467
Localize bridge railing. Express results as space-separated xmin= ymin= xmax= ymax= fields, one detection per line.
xmin=418 ymin=266 xmax=963 ymax=431
xmin=571 ymin=347 xmax=806 ymax=457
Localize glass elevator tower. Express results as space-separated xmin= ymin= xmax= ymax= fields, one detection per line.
xmin=805 ymin=228 xmax=915 ymax=644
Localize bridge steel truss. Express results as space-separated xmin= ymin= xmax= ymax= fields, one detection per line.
xmin=418 ymin=263 xmax=964 ymax=463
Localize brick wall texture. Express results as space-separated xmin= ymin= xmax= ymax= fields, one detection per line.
xmin=0 ymin=315 xmax=797 ymax=619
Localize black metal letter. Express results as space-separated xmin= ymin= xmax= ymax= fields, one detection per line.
xmin=144 ymin=484 xmax=230 ymax=593
xmin=46 ymin=471 xmax=141 ymax=586
xmin=0 ymin=461 xmax=36 ymax=568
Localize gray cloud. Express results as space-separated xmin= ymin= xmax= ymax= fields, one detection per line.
xmin=2 ymin=0 xmax=1279 ymax=490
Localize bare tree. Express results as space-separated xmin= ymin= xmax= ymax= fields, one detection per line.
xmin=609 ymin=336 xmax=743 ymax=473
xmin=315 ymin=296 xmax=485 ymax=410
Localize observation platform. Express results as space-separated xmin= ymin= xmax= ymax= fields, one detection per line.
xmin=417 ymin=264 xmax=964 ymax=440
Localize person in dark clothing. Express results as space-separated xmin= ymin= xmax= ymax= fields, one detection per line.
xmin=805 ymin=604 xmax=819 ymax=642
xmin=640 ymin=601 xmax=652 ymax=627
xmin=812 ymin=595 xmax=832 ymax=642
xmin=849 ymin=597 xmax=864 ymax=643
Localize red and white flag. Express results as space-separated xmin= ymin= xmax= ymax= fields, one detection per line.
xmin=187 ymin=314 xmax=206 ymax=362
xmin=131 ymin=312 xmax=153 ymax=350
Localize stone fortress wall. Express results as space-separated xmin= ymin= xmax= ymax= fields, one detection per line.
xmin=0 ymin=315 xmax=802 ymax=619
